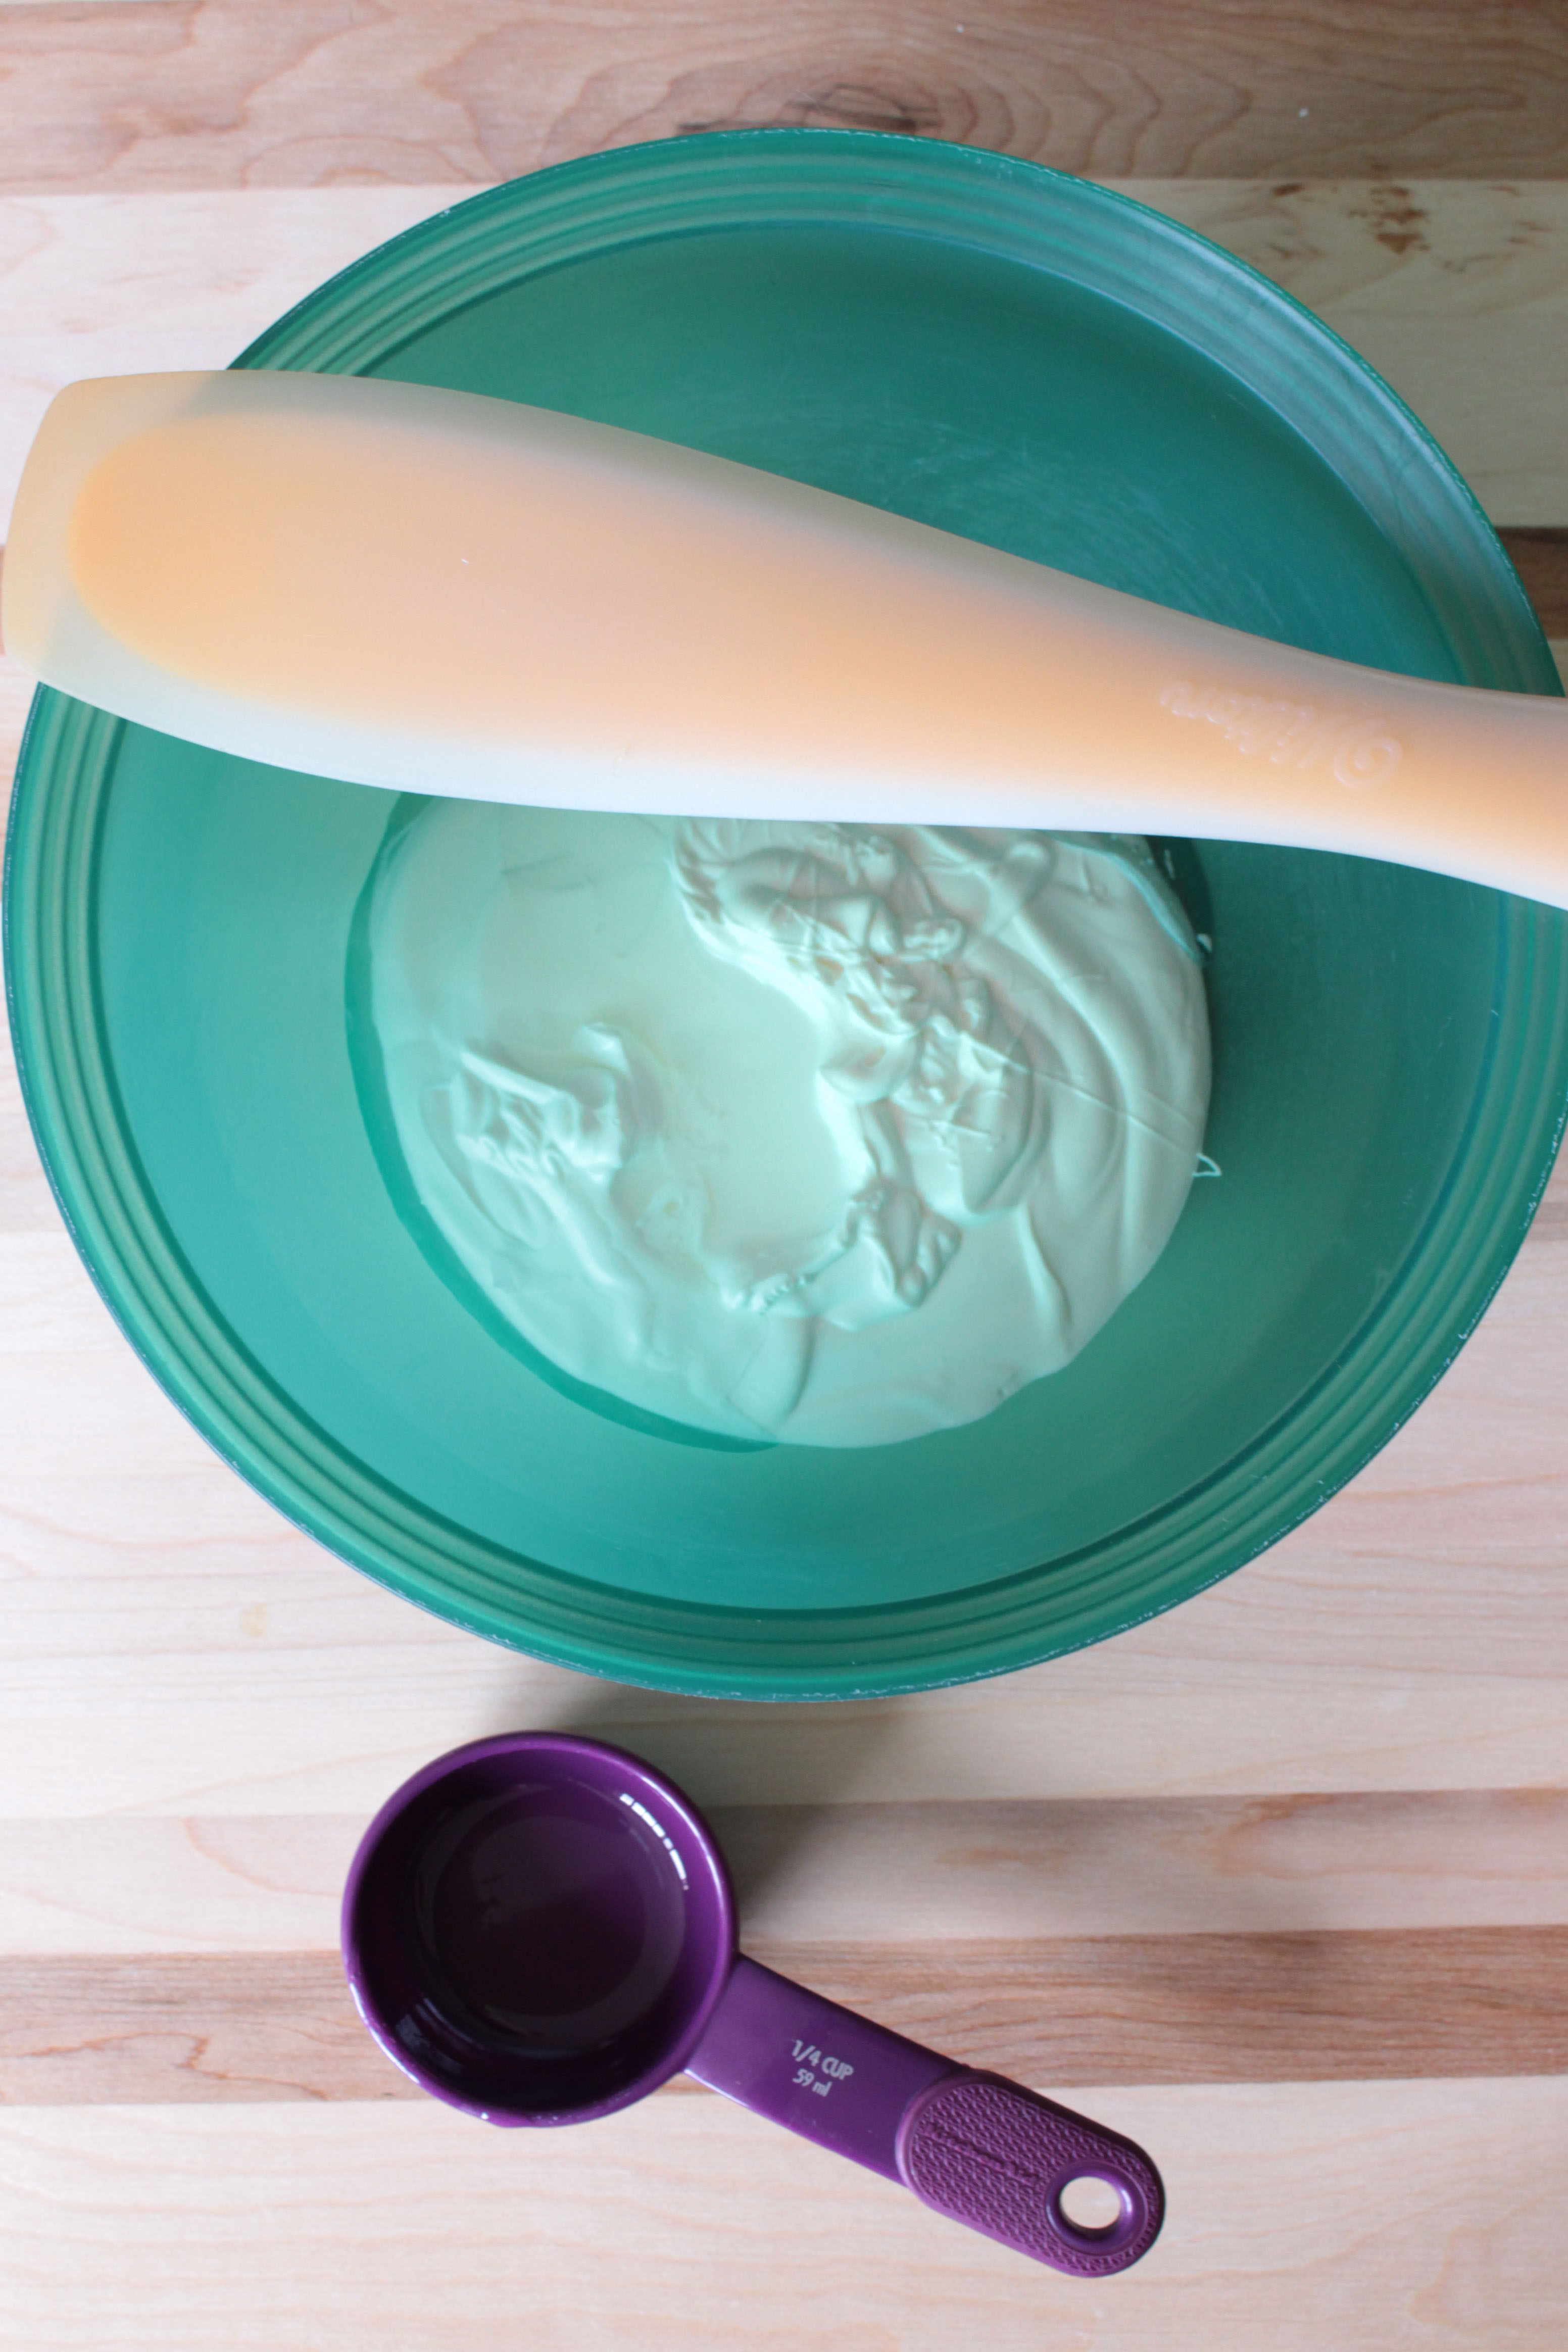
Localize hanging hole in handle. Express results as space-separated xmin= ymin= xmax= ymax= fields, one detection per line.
xmin=1051 ymin=2172 xmax=1136 ymax=2244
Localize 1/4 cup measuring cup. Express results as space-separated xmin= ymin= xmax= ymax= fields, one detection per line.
xmin=342 ymin=1733 xmax=1164 ymax=2275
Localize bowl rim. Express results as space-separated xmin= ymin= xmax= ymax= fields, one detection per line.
xmin=8 ymin=128 xmax=1567 ymax=1698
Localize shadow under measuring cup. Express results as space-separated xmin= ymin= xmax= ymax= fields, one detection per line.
xmin=342 ymin=1732 xmax=1164 ymax=2275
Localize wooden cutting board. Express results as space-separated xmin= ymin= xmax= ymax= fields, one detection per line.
xmin=2 ymin=7 xmax=1566 ymax=2345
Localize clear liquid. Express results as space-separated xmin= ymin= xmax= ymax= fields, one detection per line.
xmin=409 ymin=1782 xmax=690 ymax=2059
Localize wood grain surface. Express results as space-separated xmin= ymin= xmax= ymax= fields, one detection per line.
xmin=6 ymin=1925 xmax=1568 ymax=2106
xmin=2 ymin=8 xmax=1567 ymax=2347
xmin=3 ymin=0 xmax=1568 ymax=189
xmin=4 ymin=2082 xmax=1563 ymax=2352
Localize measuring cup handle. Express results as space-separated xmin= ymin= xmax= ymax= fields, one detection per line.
xmin=684 ymin=1955 xmax=1163 ymax=2274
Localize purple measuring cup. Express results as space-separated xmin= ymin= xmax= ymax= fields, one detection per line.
xmin=342 ymin=1732 xmax=1164 ymax=2275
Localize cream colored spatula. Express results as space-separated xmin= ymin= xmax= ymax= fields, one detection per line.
xmin=6 ymin=368 xmax=1565 ymax=906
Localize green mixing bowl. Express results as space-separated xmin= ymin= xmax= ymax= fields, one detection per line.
xmin=8 ymin=132 xmax=1566 ymax=1697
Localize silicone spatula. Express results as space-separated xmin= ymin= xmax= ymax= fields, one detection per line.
xmin=6 ymin=368 xmax=1565 ymax=905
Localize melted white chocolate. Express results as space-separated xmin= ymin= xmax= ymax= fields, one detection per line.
xmin=369 ymin=808 xmax=1210 ymax=1447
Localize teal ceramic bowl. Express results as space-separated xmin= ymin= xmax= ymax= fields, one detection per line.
xmin=8 ymin=133 xmax=1567 ymax=1697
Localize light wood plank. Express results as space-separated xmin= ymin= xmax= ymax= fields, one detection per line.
xmin=7 ymin=1789 xmax=1568 ymax=1957
xmin=1 ymin=2081 xmax=1563 ymax=2349
xmin=4 ymin=1927 xmax=1566 ymax=2104
xmin=3 ymin=0 xmax=1568 ymax=195
xmin=0 ymin=660 xmax=30 ymax=793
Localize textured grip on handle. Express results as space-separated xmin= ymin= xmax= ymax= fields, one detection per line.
xmin=896 ymin=2072 xmax=1164 ymax=2276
